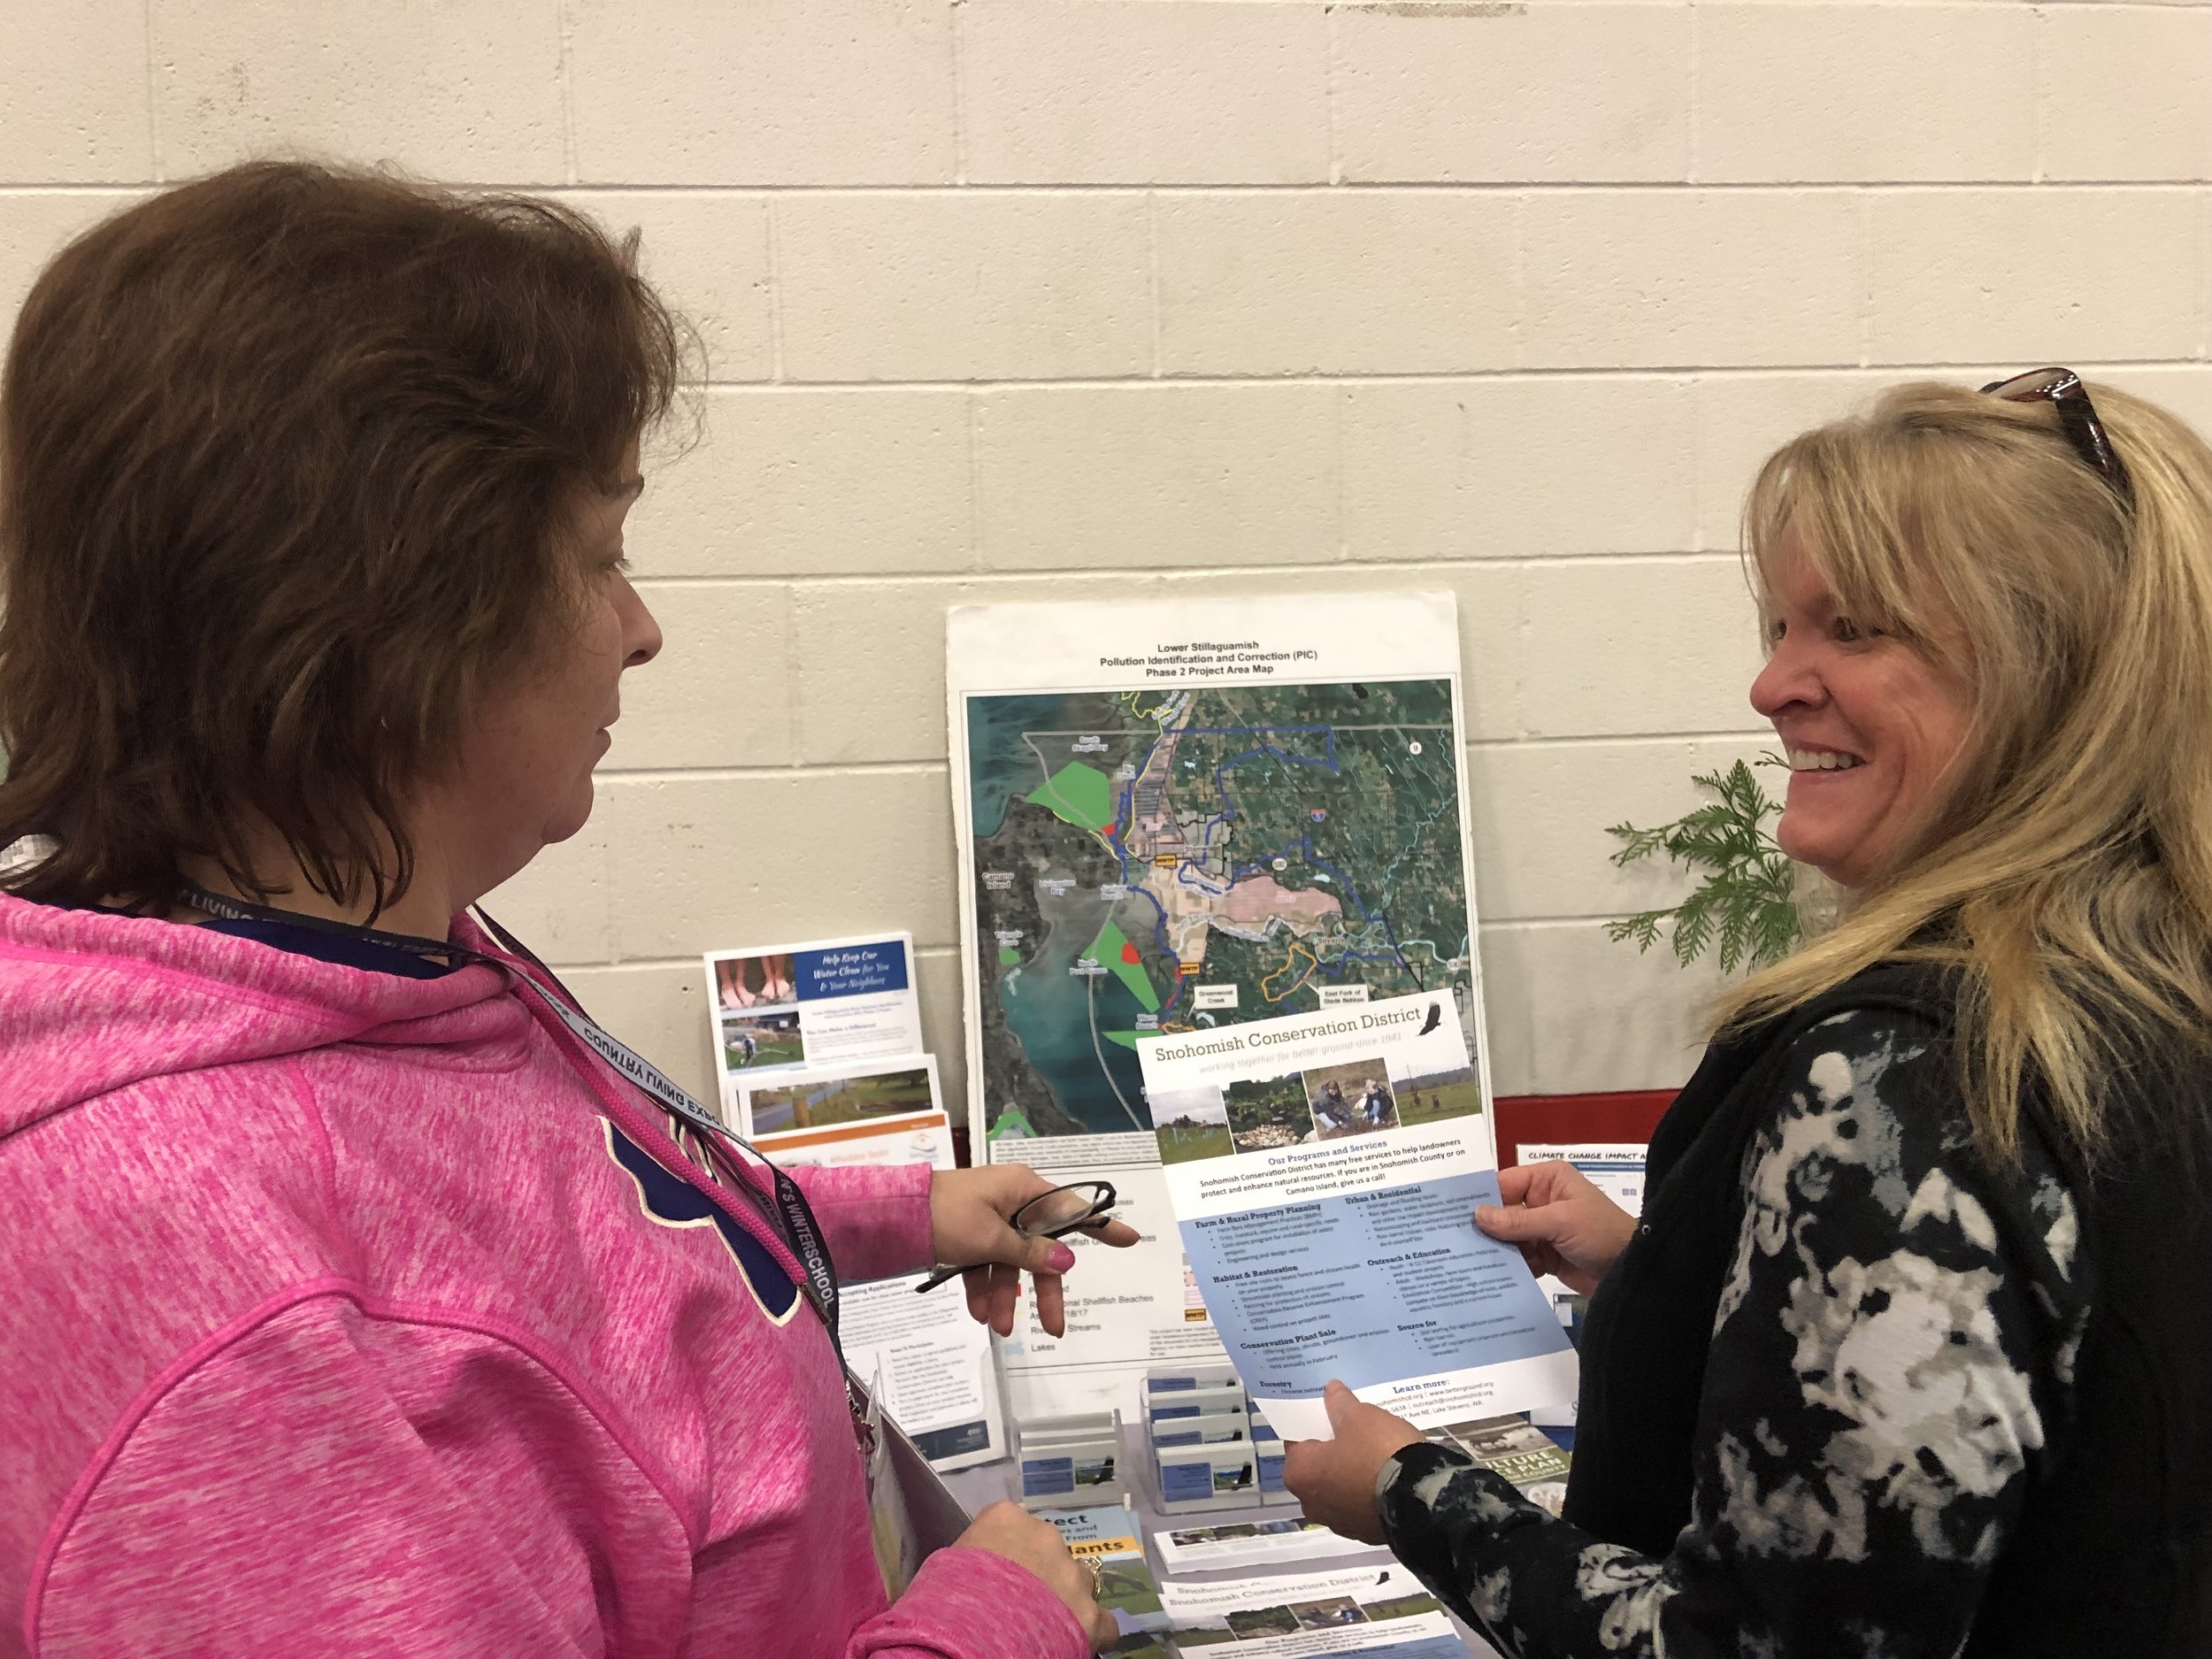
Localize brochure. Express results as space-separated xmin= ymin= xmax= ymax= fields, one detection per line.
xmin=1156 ymin=1563 xmax=1463 ymax=1659
xmin=1045 ymin=1504 xmax=1167 ymax=1634
xmin=947 ymin=593 xmax=1487 ymax=1420
xmin=1432 ymin=1416 xmax=1572 ymax=1517
xmin=1152 ymin=1516 xmax=1388 ymax=1574
xmin=745 ymin=1057 xmax=1004 ymax=1473
xmin=703 ymin=933 xmax=924 ymax=1114
xmin=1137 ymin=992 xmax=1575 ymax=1441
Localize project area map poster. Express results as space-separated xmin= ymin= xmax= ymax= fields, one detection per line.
xmin=948 ymin=595 xmax=1484 ymax=1144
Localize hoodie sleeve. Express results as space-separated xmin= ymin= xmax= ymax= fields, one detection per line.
xmin=843 ymin=1548 xmax=1092 ymax=1659
xmin=787 ymin=1161 xmax=938 ymax=1283
xmin=34 ymin=1290 xmax=1077 ymax=1659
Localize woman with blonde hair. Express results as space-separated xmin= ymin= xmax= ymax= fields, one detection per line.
xmin=1288 ymin=373 xmax=2212 ymax=1656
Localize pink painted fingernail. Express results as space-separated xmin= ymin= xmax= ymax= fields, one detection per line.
xmin=1045 ymin=1243 xmax=1077 ymax=1273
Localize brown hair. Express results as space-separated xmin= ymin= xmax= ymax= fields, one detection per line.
xmin=0 ymin=161 xmax=681 ymax=917
xmin=1720 ymin=380 xmax=2212 ymax=1164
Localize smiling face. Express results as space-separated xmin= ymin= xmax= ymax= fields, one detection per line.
xmin=423 ymin=452 xmax=662 ymax=904
xmin=1749 ymin=526 xmax=1976 ymax=891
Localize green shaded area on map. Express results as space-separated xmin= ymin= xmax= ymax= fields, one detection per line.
xmin=967 ymin=680 xmax=1477 ymax=1138
xmin=1088 ymin=918 xmax=1161 ymax=1011
xmin=1026 ymin=760 xmax=1115 ymax=833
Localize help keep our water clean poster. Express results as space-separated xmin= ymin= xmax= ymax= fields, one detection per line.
xmin=1136 ymin=990 xmax=1574 ymax=1441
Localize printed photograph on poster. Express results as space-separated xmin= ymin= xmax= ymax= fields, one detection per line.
xmin=741 ymin=1058 xmax=939 ymax=1141
xmin=720 ymin=1010 xmax=805 ymax=1072
xmin=1138 ymin=992 xmax=1574 ymax=1441
xmin=740 ymin=1056 xmax=950 ymax=1173
xmin=702 ymin=933 xmax=925 ymax=1113
xmin=711 ymin=949 xmax=796 ymax=1010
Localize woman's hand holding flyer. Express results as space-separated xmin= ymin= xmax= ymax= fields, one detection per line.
xmin=1134 ymin=990 xmax=1575 ymax=1440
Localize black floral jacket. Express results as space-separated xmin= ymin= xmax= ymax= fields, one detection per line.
xmin=1377 ymin=1008 xmax=2090 ymax=1659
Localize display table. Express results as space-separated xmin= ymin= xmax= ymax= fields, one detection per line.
xmin=941 ymin=1416 xmax=1503 ymax=1659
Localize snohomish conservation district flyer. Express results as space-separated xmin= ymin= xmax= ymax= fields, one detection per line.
xmin=947 ymin=593 xmax=1490 ymax=1420
xmin=1138 ymin=991 xmax=1574 ymax=1441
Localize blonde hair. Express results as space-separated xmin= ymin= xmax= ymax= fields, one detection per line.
xmin=1717 ymin=379 xmax=2212 ymax=1164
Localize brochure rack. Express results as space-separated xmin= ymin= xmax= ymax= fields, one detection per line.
xmin=1014 ymin=1409 xmax=1125 ymax=1511
xmin=1142 ymin=1367 xmax=1297 ymax=1515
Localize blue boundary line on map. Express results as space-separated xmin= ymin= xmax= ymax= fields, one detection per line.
xmin=1102 ymin=723 xmax=1421 ymax=1007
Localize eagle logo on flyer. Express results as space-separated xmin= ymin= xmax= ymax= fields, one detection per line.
xmin=600 ymin=1120 xmax=800 ymax=1324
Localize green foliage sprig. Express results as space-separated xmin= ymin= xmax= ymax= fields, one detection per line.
xmin=1605 ymin=757 xmax=1800 ymax=974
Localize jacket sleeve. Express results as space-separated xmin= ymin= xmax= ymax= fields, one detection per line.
xmin=1374 ymin=1007 xmax=2092 ymax=1659
xmin=31 ymin=1296 xmax=684 ymax=1659
xmin=843 ymin=1548 xmax=1091 ymax=1659
xmin=786 ymin=1161 xmax=938 ymax=1282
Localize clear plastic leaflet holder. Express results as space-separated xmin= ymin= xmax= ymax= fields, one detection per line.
xmin=1015 ymin=1409 xmax=1125 ymax=1511
xmin=1143 ymin=1365 xmax=1296 ymax=1516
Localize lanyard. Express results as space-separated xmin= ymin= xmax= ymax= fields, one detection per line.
xmin=177 ymin=884 xmax=851 ymax=1392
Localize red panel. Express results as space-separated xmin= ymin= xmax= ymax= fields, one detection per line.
xmin=1494 ymin=1090 xmax=1676 ymax=1164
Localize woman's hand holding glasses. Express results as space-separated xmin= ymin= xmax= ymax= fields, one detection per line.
xmin=924 ymin=1168 xmax=1138 ymax=1337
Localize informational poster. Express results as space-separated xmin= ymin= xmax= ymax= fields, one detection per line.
xmin=742 ymin=1056 xmax=1004 ymax=1472
xmin=1156 ymin=1563 xmax=1464 ymax=1659
xmin=1138 ymin=993 xmax=1574 ymax=1440
xmin=703 ymin=933 xmax=924 ymax=1116
xmin=1512 ymin=1142 xmax=1646 ymax=1215
xmin=948 ymin=594 xmax=1485 ymax=1418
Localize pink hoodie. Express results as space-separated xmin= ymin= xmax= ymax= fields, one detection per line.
xmin=0 ymin=895 xmax=1087 ymax=1659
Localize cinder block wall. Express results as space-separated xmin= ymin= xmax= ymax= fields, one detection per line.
xmin=5 ymin=2 xmax=2208 ymax=1116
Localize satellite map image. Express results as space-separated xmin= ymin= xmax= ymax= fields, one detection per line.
xmin=966 ymin=678 xmax=1476 ymax=1140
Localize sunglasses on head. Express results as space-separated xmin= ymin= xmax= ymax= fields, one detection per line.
xmin=1980 ymin=367 xmax=2134 ymax=508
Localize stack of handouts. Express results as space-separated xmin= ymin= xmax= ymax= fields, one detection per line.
xmin=1155 ymin=1562 xmax=1459 ymax=1659
xmin=705 ymin=933 xmax=1005 ymax=1474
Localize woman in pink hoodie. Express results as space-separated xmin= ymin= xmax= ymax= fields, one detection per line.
xmin=0 ymin=162 xmax=1123 ymax=1659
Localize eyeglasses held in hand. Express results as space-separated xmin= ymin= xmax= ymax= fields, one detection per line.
xmin=914 ymin=1179 xmax=1119 ymax=1294
xmin=1980 ymin=366 xmax=2134 ymax=508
